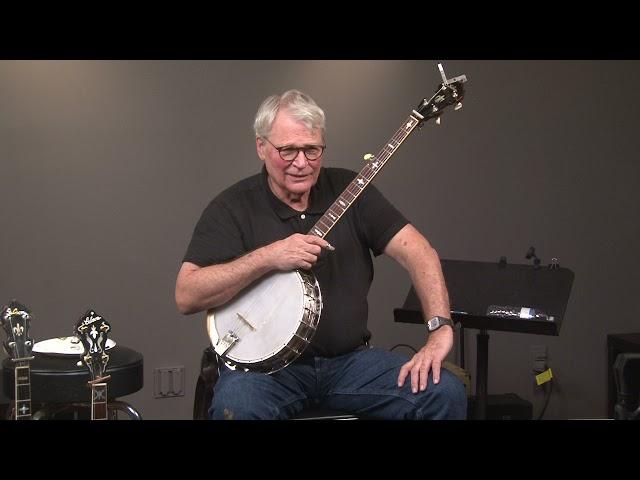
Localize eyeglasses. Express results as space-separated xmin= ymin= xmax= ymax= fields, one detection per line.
xmin=262 ymin=137 xmax=326 ymax=162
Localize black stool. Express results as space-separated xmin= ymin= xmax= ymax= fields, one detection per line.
xmin=2 ymin=345 xmax=143 ymax=420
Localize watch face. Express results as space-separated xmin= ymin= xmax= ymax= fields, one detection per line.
xmin=427 ymin=318 xmax=439 ymax=331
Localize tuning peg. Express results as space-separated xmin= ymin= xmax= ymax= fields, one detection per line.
xmin=454 ymin=102 xmax=463 ymax=111
xmin=435 ymin=117 xmax=441 ymax=125
xmin=363 ymin=153 xmax=375 ymax=161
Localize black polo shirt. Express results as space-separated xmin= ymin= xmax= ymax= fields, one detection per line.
xmin=183 ymin=166 xmax=409 ymax=358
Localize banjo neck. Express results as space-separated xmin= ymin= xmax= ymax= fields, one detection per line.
xmin=75 ymin=309 xmax=112 ymax=420
xmin=308 ymin=65 xmax=466 ymax=241
xmin=307 ymin=111 xmax=423 ymax=240
xmin=88 ymin=379 xmax=109 ymax=420
xmin=1 ymin=301 xmax=35 ymax=420
xmin=13 ymin=359 xmax=34 ymax=420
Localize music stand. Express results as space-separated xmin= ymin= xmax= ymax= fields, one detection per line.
xmin=394 ymin=258 xmax=574 ymax=419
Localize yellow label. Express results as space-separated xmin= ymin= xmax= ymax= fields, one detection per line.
xmin=535 ymin=368 xmax=553 ymax=386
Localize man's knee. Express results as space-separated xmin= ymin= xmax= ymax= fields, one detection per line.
xmin=208 ymin=372 xmax=288 ymax=420
xmin=435 ymin=368 xmax=468 ymax=419
xmin=416 ymin=368 xmax=468 ymax=420
xmin=209 ymin=374 xmax=262 ymax=419
xmin=210 ymin=390 xmax=278 ymax=420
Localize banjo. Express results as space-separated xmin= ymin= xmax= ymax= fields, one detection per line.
xmin=208 ymin=63 xmax=467 ymax=374
xmin=1 ymin=300 xmax=35 ymax=420
xmin=75 ymin=309 xmax=112 ymax=420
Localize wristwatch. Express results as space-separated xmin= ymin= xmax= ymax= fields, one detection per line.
xmin=426 ymin=316 xmax=454 ymax=332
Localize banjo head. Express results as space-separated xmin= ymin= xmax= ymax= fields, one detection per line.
xmin=207 ymin=269 xmax=321 ymax=373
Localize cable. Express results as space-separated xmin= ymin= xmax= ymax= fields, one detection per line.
xmin=536 ymin=378 xmax=553 ymax=420
xmin=389 ymin=344 xmax=418 ymax=354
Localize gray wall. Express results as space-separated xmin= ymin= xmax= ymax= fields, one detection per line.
xmin=1 ymin=60 xmax=638 ymax=419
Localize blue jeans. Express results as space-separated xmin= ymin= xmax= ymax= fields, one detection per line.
xmin=209 ymin=347 xmax=467 ymax=420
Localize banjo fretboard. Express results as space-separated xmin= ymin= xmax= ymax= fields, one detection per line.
xmin=13 ymin=360 xmax=33 ymax=419
xmin=308 ymin=111 xmax=423 ymax=239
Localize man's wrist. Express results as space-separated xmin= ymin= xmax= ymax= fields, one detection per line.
xmin=425 ymin=315 xmax=454 ymax=332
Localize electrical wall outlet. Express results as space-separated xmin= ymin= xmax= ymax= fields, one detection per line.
xmin=531 ymin=345 xmax=548 ymax=373
xmin=154 ymin=366 xmax=185 ymax=398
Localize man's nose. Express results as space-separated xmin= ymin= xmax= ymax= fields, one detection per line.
xmin=291 ymin=150 xmax=308 ymax=168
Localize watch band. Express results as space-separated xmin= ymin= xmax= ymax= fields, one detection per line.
xmin=426 ymin=316 xmax=454 ymax=332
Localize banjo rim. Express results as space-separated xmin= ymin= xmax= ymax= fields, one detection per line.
xmin=206 ymin=269 xmax=322 ymax=373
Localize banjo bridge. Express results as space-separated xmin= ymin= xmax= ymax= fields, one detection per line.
xmin=236 ymin=312 xmax=257 ymax=331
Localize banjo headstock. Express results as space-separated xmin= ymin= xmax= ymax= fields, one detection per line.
xmin=414 ymin=63 xmax=467 ymax=125
xmin=75 ymin=308 xmax=111 ymax=382
xmin=1 ymin=300 xmax=34 ymax=361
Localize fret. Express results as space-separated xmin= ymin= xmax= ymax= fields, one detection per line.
xmin=16 ymin=384 xmax=31 ymax=400
xmin=341 ymin=190 xmax=356 ymax=202
xmin=322 ymin=216 xmax=336 ymax=230
xmin=404 ymin=116 xmax=418 ymax=130
xmin=15 ymin=401 xmax=31 ymax=419
xmin=92 ymin=404 xmax=108 ymax=420
xmin=328 ymin=205 xmax=342 ymax=216
xmin=91 ymin=383 xmax=108 ymax=420
xmin=14 ymin=364 xmax=32 ymax=420
xmin=16 ymin=367 xmax=30 ymax=384
xmin=321 ymin=214 xmax=335 ymax=226
xmin=316 ymin=217 xmax=332 ymax=230
xmin=347 ymin=183 xmax=361 ymax=194
xmin=325 ymin=208 xmax=341 ymax=224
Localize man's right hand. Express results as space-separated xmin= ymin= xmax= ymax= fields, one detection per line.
xmin=176 ymin=234 xmax=334 ymax=314
xmin=266 ymin=233 xmax=334 ymax=271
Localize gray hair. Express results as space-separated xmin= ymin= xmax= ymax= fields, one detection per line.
xmin=253 ymin=89 xmax=326 ymax=140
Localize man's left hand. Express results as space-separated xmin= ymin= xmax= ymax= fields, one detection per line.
xmin=397 ymin=326 xmax=454 ymax=393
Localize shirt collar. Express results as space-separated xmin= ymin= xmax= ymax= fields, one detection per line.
xmin=261 ymin=166 xmax=329 ymax=220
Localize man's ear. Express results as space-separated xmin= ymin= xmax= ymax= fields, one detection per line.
xmin=256 ymin=137 xmax=266 ymax=161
